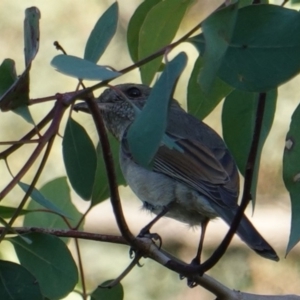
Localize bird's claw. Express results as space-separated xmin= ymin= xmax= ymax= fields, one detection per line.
xmin=138 ymin=229 xmax=162 ymax=248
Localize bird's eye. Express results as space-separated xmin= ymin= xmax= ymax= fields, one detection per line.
xmin=126 ymin=87 xmax=142 ymax=98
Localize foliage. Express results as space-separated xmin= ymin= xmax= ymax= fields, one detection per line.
xmin=0 ymin=1 xmax=300 ymax=299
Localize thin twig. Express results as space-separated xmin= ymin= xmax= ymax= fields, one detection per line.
xmin=200 ymin=93 xmax=267 ymax=272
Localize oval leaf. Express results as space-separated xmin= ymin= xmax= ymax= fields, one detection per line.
xmin=137 ymin=0 xmax=193 ymax=85
xmin=218 ymin=5 xmax=300 ymax=91
xmin=23 ymin=177 xmax=83 ymax=234
xmin=24 ymin=7 xmax=40 ymax=67
xmin=199 ymin=1 xmax=238 ymax=93
xmin=222 ymin=89 xmax=277 ymax=203
xmin=63 ymin=118 xmax=97 ymax=200
xmin=18 ymin=181 xmax=71 ymax=218
xmin=51 ymin=55 xmax=121 ymax=81
xmin=0 ymin=260 xmax=43 ymax=300
xmin=91 ymin=135 xmax=126 ymax=207
xmin=187 ymin=55 xmax=233 ymax=120
xmin=127 ymin=52 xmax=187 ymax=167
xmin=127 ymin=0 xmax=161 ymax=62
xmin=283 ymin=103 xmax=300 ymax=254
xmin=9 ymin=233 xmax=78 ymax=299
xmin=92 ymin=280 xmax=124 ymax=300
xmin=84 ymin=2 xmax=118 ymax=63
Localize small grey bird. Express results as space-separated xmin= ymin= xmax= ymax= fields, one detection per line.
xmin=75 ymin=83 xmax=279 ymax=263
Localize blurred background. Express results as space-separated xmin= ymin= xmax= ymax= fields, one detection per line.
xmin=0 ymin=0 xmax=299 ymax=299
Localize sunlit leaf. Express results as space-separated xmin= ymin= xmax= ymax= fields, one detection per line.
xmin=24 ymin=7 xmax=40 ymax=66
xmin=84 ymin=2 xmax=118 ymax=63
xmin=127 ymin=0 xmax=161 ymax=62
xmin=51 ymin=55 xmax=121 ymax=81
xmin=137 ymin=0 xmax=193 ymax=84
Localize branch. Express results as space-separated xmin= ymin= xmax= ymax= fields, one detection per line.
xmin=1 ymin=226 xmax=298 ymax=300
xmin=200 ymin=93 xmax=268 ymax=271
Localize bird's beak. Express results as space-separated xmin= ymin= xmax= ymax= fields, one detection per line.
xmin=73 ymin=102 xmax=90 ymax=114
xmin=74 ymin=101 xmax=112 ymax=114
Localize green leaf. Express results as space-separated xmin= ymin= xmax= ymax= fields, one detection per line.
xmin=127 ymin=0 xmax=161 ymax=62
xmin=24 ymin=7 xmax=40 ymax=67
xmin=127 ymin=52 xmax=187 ymax=167
xmin=51 ymin=55 xmax=121 ymax=81
xmin=0 ymin=65 xmax=30 ymax=111
xmin=91 ymin=280 xmax=124 ymax=300
xmin=63 ymin=118 xmax=97 ymax=200
xmin=222 ymin=90 xmax=277 ymax=203
xmin=13 ymin=105 xmax=35 ymax=125
xmin=84 ymin=2 xmax=118 ymax=63
xmin=137 ymin=0 xmax=193 ymax=85
xmin=283 ymin=104 xmax=300 ymax=254
xmin=0 ymin=260 xmax=43 ymax=300
xmin=9 ymin=233 xmax=78 ymax=300
xmin=188 ymin=34 xmax=205 ymax=55
xmin=187 ymin=56 xmax=233 ymax=119
xmin=18 ymin=181 xmax=71 ymax=218
xmin=199 ymin=1 xmax=238 ymax=93
xmin=0 ymin=205 xmax=32 ymax=218
xmin=23 ymin=177 xmax=83 ymax=233
xmin=218 ymin=4 xmax=300 ymax=92
xmin=0 ymin=59 xmax=17 ymax=97
xmin=91 ymin=136 xmax=126 ymax=207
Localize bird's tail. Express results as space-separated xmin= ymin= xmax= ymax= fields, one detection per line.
xmin=212 ymin=205 xmax=279 ymax=261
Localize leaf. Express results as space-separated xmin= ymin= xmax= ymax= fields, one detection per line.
xmin=0 ymin=59 xmax=17 ymax=97
xmin=218 ymin=4 xmax=300 ymax=92
xmin=187 ymin=55 xmax=233 ymax=120
xmin=127 ymin=52 xmax=187 ymax=168
xmin=23 ymin=177 xmax=83 ymax=233
xmin=127 ymin=0 xmax=161 ymax=62
xmin=199 ymin=1 xmax=238 ymax=93
xmin=91 ymin=136 xmax=126 ymax=207
xmin=12 ymin=105 xmax=35 ymax=125
xmin=18 ymin=181 xmax=71 ymax=218
xmin=51 ymin=55 xmax=121 ymax=81
xmin=0 ymin=260 xmax=43 ymax=300
xmin=84 ymin=2 xmax=118 ymax=63
xmin=137 ymin=0 xmax=193 ymax=85
xmin=24 ymin=7 xmax=40 ymax=67
xmin=91 ymin=280 xmax=124 ymax=300
xmin=0 ymin=205 xmax=32 ymax=218
xmin=283 ymin=104 xmax=300 ymax=254
xmin=9 ymin=233 xmax=78 ymax=300
xmin=0 ymin=65 xmax=30 ymax=112
xmin=222 ymin=90 xmax=277 ymax=203
xmin=63 ymin=118 xmax=97 ymax=200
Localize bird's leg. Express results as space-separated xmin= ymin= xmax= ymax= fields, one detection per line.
xmin=192 ymin=218 xmax=209 ymax=265
xmin=130 ymin=205 xmax=170 ymax=261
xmin=138 ymin=205 xmax=170 ymax=247
xmin=181 ymin=218 xmax=209 ymax=288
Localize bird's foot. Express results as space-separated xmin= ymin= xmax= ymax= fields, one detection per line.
xmin=179 ymin=258 xmax=200 ymax=288
xmin=138 ymin=228 xmax=162 ymax=248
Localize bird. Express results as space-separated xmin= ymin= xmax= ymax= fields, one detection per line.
xmin=74 ymin=83 xmax=279 ymax=265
